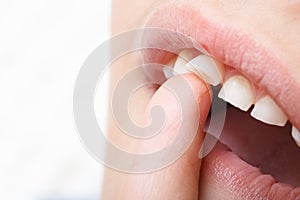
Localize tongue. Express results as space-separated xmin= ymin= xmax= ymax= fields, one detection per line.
xmin=210 ymin=104 xmax=300 ymax=187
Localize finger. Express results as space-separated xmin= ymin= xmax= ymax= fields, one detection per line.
xmin=120 ymin=73 xmax=211 ymax=200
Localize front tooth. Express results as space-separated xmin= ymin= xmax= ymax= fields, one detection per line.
xmin=186 ymin=55 xmax=225 ymax=86
xmin=292 ymin=126 xmax=300 ymax=147
xmin=250 ymin=96 xmax=287 ymax=126
xmin=173 ymin=51 xmax=193 ymax=75
xmin=163 ymin=67 xmax=174 ymax=79
xmin=218 ymin=75 xmax=254 ymax=111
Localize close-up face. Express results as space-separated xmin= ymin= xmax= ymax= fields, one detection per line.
xmin=107 ymin=0 xmax=300 ymax=199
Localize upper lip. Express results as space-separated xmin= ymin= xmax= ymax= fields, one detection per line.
xmin=142 ymin=3 xmax=300 ymax=130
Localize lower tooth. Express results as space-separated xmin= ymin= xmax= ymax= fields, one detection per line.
xmin=218 ymin=75 xmax=254 ymax=111
xmin=292 ymin=126 xmax=300 ymax=147
xmin=250 ymin=96 xmax=287 ymax=126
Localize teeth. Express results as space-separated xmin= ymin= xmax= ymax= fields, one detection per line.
xmin=218 ymin=75 xmax=254 ymax=111
xmin=163 ymin=67 xmax=174 ymax=79
xmin=292 ymin=126 xmax=300 ymax=147
xmin=173 ymin=51 xmax=193 ymax=75
xmin=164 ymin=50 xmax=291 ymax=128
xmin=250 ymin=96 xmax=287 ymax=126
xmin=186 ymin=55 xmax=224 ymax=86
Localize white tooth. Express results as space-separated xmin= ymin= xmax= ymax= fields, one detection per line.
xmin=163 ymin=67 xmax=174 ymax=79
xmin=292 ymin=126 xmax=300 ymax=147
xmin=186 ymin=55 xmax=224 ymax=86
xmin=173 ymin=51 xmax=192 ymax=75
xmin=250 ymin=96 xmax=288 ymax=126
xmin=218 ymin=75 xmax=254 ymax=111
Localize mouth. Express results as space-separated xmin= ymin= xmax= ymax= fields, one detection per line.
xmin=142 ymin=3 xmax=300 ymax=199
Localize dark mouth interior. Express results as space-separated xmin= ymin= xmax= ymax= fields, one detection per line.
xmin=206 ymin=87 xmax=300 ymax=187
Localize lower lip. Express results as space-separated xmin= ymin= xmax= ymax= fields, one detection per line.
xmin=200 ymin=142 xmax=300 ymax=199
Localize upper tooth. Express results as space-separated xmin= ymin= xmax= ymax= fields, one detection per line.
xmin=250 ymin=96 xmax=287 ymax=126
xmin=186 ymin=55 xmax=224 ymax=86
xmin=292 ymin=126 xmax=300 ymax=147
xmin=218 ymin=75 xmax=254 ymax=111
xmin=173 ymin=51 xmax=193 ymax=75
xmin=163 ymin=67 xmax=174 ymax=79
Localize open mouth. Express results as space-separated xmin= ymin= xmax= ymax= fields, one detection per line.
xmin=142 ymin=3 xmax=300 ymax=199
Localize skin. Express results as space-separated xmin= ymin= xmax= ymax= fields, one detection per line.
xmin=102 ymin=0 xmax=300 ymax=199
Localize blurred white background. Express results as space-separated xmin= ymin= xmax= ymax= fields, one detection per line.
xmin=0 ymin=0 xmax=110 ymax=199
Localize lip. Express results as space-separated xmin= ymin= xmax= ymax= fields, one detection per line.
xmin=142 ymin=3 xmax=300 ymax=198
xmin=143 ymin=3 xmax=300 ymax=131
xmin=200 ymin=142 xmax=300 ymax=199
